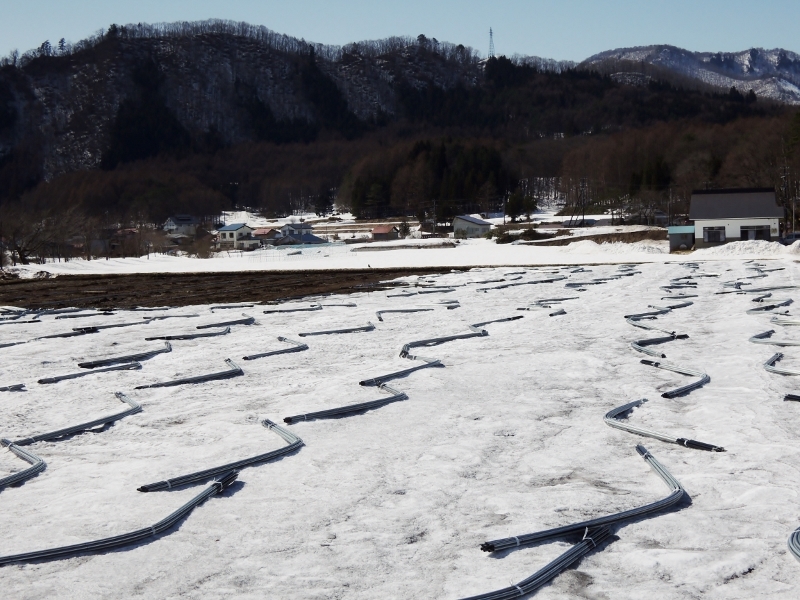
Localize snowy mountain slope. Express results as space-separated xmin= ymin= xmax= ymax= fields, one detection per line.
xmin=584 ymin=45 xmax=800 ymax=104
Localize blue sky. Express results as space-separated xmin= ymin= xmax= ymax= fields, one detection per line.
xmin=3 ymin=0 xmax=799 ymax=62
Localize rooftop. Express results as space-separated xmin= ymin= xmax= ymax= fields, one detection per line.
xmin=218 ymin=223 xmax=250 ymax=232
xmin=454 ymin=215 xmax=491 ymax=226
xmin=689 ymin=188 xmax=782 ymax=220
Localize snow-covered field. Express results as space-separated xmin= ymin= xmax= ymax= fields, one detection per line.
xmin=2 ymin=259 xmax=800 ymax=598
xmin=8 ymin=238 xmax=800 ymax=278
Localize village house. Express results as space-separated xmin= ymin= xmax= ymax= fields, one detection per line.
xmin=251 ymin=228 xmax=282 ymax=245
xmin=216 ymin=223 xmax=259 ymax=250
xmin=452 ymin=215 xmax=492 ymax=238
xmin=163 ymin=215 xmax=201 ymax=236
xmin=280 ymin=222 xmax=314 ymax=237
xmin=689 ymin=188 xmax=782 ymax=248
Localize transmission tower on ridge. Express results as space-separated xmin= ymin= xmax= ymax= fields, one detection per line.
xmin=488 ymin=28 xmax=495 ymax=58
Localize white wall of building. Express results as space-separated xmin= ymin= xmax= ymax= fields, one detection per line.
xmin=694 ymin=218 xmax=779 ymax=240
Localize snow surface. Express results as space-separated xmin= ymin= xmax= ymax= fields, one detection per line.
xmin=10 ymin=239 xmax=800 ymax=278
xmin=2 ymin=259 xmax=800 ymax=597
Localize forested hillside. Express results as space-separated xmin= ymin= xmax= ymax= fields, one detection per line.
xmin=0 ymin=19 xmax=798 ymax=232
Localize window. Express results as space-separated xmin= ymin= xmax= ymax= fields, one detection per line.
xmin=703 ymin=227 xmax=726 ymax=243
xmin=740 ymin=225 xmax=771 ymax=241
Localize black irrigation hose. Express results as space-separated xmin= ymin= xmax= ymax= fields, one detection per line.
xmin=0 ymin=384 xmax=25 ymax=392
xmin=0 ymin=319 xmax=41 ymax=326
xmin=640 ymin=359 xmax=710 ymax=398
xmin=746 ymin=300 xmax=792 ymax=314
xmin=400 ymin=330 xmax=486 ymax=358
xmin=298 ymin=322 xmax=375 ymax=337
xmin=376 ymin=308 xmax=434 ymax=322
xmin=0 ymin=440 xmax=46 ymax=490
xmin=196 ymin=314 xmax=255 ymax=329
xmin=359 ymin=358 xmax=443 ymax=386
xmin=770 ymin=316 xmax=800 ymax=327
xmin=462 ymin=526 xmax=612 ymax=600
xmin=480 ymin=445 xmax=684 ymax=552
xmin=763 ymin=352 xmax=800 ymax=376
xmin=72 ymin=320 xmax=155 ymax=332
xmin=145 ymin=326 xmax=231 ymax=341
xmin=417 ymin=287 xmax=456 ymax=294
xmin=243 ymin=337 xmax=309 ymax=360
xmin=565 ymin=281 xmax=606 ymax=288
xmin=478 ymin=276 xmax=568 ymax=291
xmin=630 ymin=334 xmax=689 ymax=358
xmin=54 ymin=312 xmax=115 ymax=320
xmin=35 ymin=327 xmax=100 ymax=340
xmin=38 ymin=362 xmax=142 ymax=385
xmin=146 ymin=314 xmax=200 ymax=321
xmin=138 ymin=420 xmax=302 ymax=492
xmin=10 ymin=392 xmax=142 ymax=446
xmin=0 ymin=471 xmax=239 ymax=566
xmin=210 ymin=303 xmax=256 ymax=311
xmin=749 ymin=330 xmax=800 ymax=347
xmin=135 ymin=358 xmax=243 ymax=389
xmin=604 ymin=399 xmax=724 ymax=452
xmin=78 ymin=342 xmax=173 ymax=369
xmin=321 ymin=303 xmax=358 ymax=307
xmin=789 ymin=527 xmax=800 ymax=561
xmin=283 ymin=384 xmax=407 ymax=424
xmin=263 ymin=305 xmax=322 ymax=314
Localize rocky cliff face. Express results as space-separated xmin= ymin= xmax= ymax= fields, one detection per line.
xmin=584 ymin=45 xmax=800 ymax=105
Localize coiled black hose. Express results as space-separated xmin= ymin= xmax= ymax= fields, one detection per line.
xmin=284 ymin=384 xmax=407 ymax=424
xmin=146 ymin=326 xmax=231 ymax=341
xmin=134 ymin=358 xmax=243 ymax=389
xmin=0 ymin=439 xmax=46 ymax=490
xmin=462 ymin=526 xmax=612 ymax=600
xmin=243 ymin=337 xmax=308 ymax=360
xmin=138 ymin=420 xmax=302 ymax=492
xmin=10 ymin=392 xmax=142 ymax=446
xmin=0 ymin=471 xmax=239 ymax=566
xmin=480 ymin=445 xmax=684 ymax=552
xmin=38 ymin=362 xmax=142 ymax=385
xmin=78 ymin=342 xmax=173 ymax=369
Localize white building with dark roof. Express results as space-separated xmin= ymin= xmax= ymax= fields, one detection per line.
xmin=689 ymin=188 xmax=783 ymax=247
xmin=163 ymin=215 xmax=201 ymax=236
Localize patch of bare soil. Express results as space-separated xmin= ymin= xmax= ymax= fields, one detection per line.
xmin=0 ymin=268 xmax=454 ymax=311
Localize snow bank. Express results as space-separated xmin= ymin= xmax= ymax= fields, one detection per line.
xmin=693 ymin=240 xmax=800 ymax=257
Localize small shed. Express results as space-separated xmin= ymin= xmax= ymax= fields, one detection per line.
xmin=453 ymin=215 xmax=491 ymax=238
xmin=689 ymin=188 xmax=782 ymax=247
xmin=372 ymin=225 xmax=400 ymax=241
xmin=667 ymin=226 xmax=695 ymax=252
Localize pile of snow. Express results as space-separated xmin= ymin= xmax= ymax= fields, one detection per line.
xmin=693 ymin=240 xmax=800 ymax=257
xmin=561 ymin=239 xmax=669 ymax=255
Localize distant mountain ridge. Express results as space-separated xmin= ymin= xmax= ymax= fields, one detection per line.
xmin=583 ymin=45 xmax=800 ymax=104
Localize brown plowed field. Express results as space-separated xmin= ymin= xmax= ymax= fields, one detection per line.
xmin=0 ymin=268 xmax=453 ymax=310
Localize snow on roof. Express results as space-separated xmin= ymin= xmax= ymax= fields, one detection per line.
xmin=689 ymin=188 xmax=782 ymax=220
xmin=218 ymin=223 xmax=250 ymax=231
xmin=453 ymin=215 xmax=491 ymax=226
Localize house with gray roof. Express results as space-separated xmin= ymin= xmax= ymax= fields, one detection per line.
xmin=689 ymin=188 xmax=783 ymax=247
xmin=216 ymin=223 xmax=259 ymax=250
xmin=452 ymin=215 xmax=492 ymax=238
